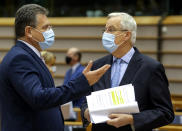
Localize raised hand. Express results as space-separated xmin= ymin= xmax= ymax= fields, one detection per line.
xmin=83 ymin=61 xmax=110 ymax=86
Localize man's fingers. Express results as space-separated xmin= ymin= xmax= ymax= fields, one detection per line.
xmin=106 ymin=119 xmax=113 ymax=125
xmin=84 ymin=63 xmax=110 ymax=86
xmin=107 ymin=118 xmax=118 ymax=126
xmin=84 ymin=108 xmax=91 ymax=122
xmin=96 ymin=64 xmax=110 ymax=75
xmin=108 ymin=114 xmax=118 ymax=119
xmin=83 ymin=61 xmax=93 ymax=73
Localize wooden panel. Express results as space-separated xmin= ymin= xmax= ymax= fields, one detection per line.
xmin=0 ymin=52 xmax=7 ymax=60
xmin=162 ymin=54 xmax=182 ymax=65
xmin=73 ymin=108 xmax=82 ymax=122
xmin=54 ymin=64 xmax=70 ymax=76
xmin=0 ymin=36 xmax=158 ymax=51
xmin=144 ymin=54 xmax=157 ymax=60
xmin=64 ymin=121 xmax=82 ymax=126
xmin=53 ymin=26 xmax=104 ymax=37
xmin=0 ymin=18 xmax=14 ymax=26
xmin=54 ymin=51 xmax=156 ymax=63
xmin=0 ymin=39 xmax=15 ymax=48
xmin=0 ymin=26 xmax=14 ymax=37
xmin=54 ymin=77 xmax=64 ymax=86
xmin=53 ymin=38 xmax=158 ymax=51
xmin=49 ymin=17 xmax=106 ymax=26
xmin=55 ymin=25 xmax=158 ymax=37
xmin=158 ymin=125 xmax=182 ymax=131
xmin=137 ymin=26 xmax=158 ymax=37
xmin=51 ymin=39 xmax=104 ymax=50
xmin=135 ymin=39 xmax=157 ymax=51
xmin=163 ymin=16 xmax=182 ymax=25
xmin=162 ymin=25 xmax=182 ymax=37
xmin=173 ymin=101 xmax=182 ymax=110
xmin=134 ymin=16 xmax=160 ymax=25
xmin=175 ymin=112 xmax=182 ymax=116
xmin=0 ymin=48 xmax=157 ymax=63
xmin=162 ymin=39 xmax=182 ymax=51
xmin=165 ymin=68 xmax=182 ymax=80
xmin=169 ymin=83 xmax=182 ymax=94
xmin=165 ymin=65 xmax=182 ymax=69
xmin=0 ymin=17 xmax=160 ymax=26
xmin=53 ymin=51 xmax=109 ymax=63
xmin=171 ymin=94 xmax=182 ymax=101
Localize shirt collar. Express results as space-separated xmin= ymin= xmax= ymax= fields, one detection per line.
xmin=18 ymin=40 xmax=41 ymax=58
xmin=113 ymin=47 xmax=135 ymax=64
xmin=72 ymin=63 xmax=80 ymax=74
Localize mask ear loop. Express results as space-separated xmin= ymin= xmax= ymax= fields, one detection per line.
xmin=115 ymin=30 xmax=128 ymax=38
xmin=112 ymin=31 xmax=131 ymax=55
xmin=31 ymin=28 xmax=44 ymax=43
xmin=115 ymin=30 xmax=130 ymax=45
xmin=113 ymin=32 xmax=126 ymax=48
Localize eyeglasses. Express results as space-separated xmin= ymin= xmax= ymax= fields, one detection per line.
xmin=34 ymin=25 xmax=53 ymax=32
xmin=42 ymin=25 xmax=53 ymax=31
xmin=102 ymin=28 xmax=128 ymax=33
xmin=46 ymin=25 xmax=53 ymax=30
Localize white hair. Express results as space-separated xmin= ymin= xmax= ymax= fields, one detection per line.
xmin=108 ymin=12 xmax=137 ymax=44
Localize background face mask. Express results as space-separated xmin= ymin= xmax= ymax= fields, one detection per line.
xmin=39 ymin=28 xmax=55 ymax=50
xmin=102 ymin=32 xmax=118 ymax=53
xmin=51 ymin=66 xmax=56 ymax=73
xmin=65 ymin=56 xmax=72 ymax=64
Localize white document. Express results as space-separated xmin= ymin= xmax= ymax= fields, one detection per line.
xmin=86 ymin=84 xmax=139 ymax=124
xmin=61 ymin=102 xmax=76 ymax=120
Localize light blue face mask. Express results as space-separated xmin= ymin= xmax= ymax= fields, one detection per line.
xmin=102 ymin=32 xmax=118 ymax=53
xmin=33 ymin=28 xmax=55 ymax=50
xmin=39 ymin=28 xmax=55 ymax=50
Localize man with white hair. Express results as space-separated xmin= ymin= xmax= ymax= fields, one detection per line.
xmin=81 ymin=12 xmax=174 ymax=131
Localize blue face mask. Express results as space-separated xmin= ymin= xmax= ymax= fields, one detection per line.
xmin=39 ymin=28 xmax=55 ymax=50
xmin=33 ymin=28 xmax=55 ymax=50
xmin=102 ymin=32 xmax=118 ymax=53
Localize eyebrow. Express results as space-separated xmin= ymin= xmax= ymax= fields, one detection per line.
xmin=105 ymin=25 xmax=116 ymax=30
xmin=42 ymin=24 xmax=50 ymax=29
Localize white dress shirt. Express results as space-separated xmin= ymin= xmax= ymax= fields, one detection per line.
xmin=18 ymin=40 xmax=45 ymax=63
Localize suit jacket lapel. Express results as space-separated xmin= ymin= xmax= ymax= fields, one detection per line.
xmin=16 ymin=41 xmax=55 ymax=86
xmin=104 ymin=54 xmax=113 ymax=89
xmin=72 ymin=64 xmax=82 ymax=76
xmin=120 ymin=47 xmax=142 ymax=85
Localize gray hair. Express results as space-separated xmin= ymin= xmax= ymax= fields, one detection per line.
xmin=15 ymin=4 xmax=48 ymax=39
xmin=108 ymin=12 xmax=137 ymax=44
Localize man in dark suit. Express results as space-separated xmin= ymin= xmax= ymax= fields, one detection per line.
xmin=81 ymin=12 xmax=174 ymax=131
xmin=64 ymin=47 xmax=85 ymax=107
xmin=0 ymin=4 xmax=110 ymax=131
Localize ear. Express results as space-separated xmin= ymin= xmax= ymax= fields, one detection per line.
xmin=124 ymin=31 xmax=131 ymax=41
xmin=25 ymin=26 xmax=32 ymax=38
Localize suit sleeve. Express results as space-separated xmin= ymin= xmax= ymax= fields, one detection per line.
xmin=8 ymin=54 xmax=91 ymax=110
xmin=133 ymin=64 xmax=174 ymax=130
xmin=81 ymin=65 xmax=95 ymax=127
xmin=81 ymin=96 xmax=90 ymax=127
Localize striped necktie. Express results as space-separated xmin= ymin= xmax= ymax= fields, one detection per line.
xmin=111 ymin=58 xmax=122 ymax=88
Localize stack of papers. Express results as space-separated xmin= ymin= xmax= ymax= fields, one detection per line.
xmin=86 ymin=84 xmax=139 ymax=124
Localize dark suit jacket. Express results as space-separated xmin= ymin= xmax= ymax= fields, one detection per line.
xmin=81 ymin=47 xmax=174 ymax=131
xmin=0 ymin=41 xmax=91 ymax=131
xmin=63 ymin=64 xmax=85 ymax=107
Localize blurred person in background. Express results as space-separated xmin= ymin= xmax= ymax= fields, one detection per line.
xmin=64 ymin=47 xmax=85 ymax=108
xmin=41 ymin=51 xmax=56 ymax=77
xmin=41 ymin=50 xmax=75 ymax=131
